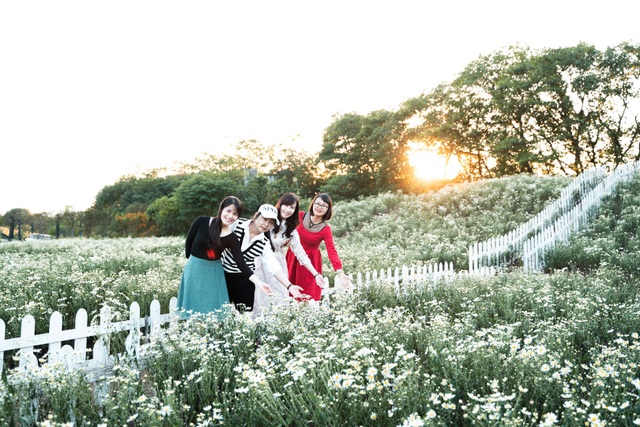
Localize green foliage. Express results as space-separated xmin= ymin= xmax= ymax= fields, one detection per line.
xmin=545 ymin=173 xmax=640 ymax=275
xmin=94 ymin=175 xmax=188 ymax=215
xmin=1 ymin=208 xmax=34 ymax=240
xmin=404 ymin=42 xmax=640 ymax=179
xmin=320 ymin=109 xmax=412 ymax=198
xmin=330 ymin=174 xmax=571 ymax=274
xmin=167 ymin=170 xmax=246 ymax=233
xmin=88 ymin=174 xmax=190 ymax=237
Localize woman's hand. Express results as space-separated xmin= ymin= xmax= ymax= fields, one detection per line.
xmin=257 ymin=281 xmax=274 ymax=296
xmin=288 ymin=284 xmax=307 ymax=299
xmin=337 ymin=271 xmax=353 ymax=289
xmin=314 ymin=274 xmax=326 ymax=288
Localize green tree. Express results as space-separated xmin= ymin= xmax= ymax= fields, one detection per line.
xmin=591 ymin=42 xmax=640 ymax=166
xmin=320 ymin=110 xmax=411 ymax=199
xmin=94 ymin=174 xmax=188 ymax=216
xmin=146 ymin=195 xmax=181 ymax=236
xmin=82 ymin=207 xmax=112 ymax=238
xmin=404 ymin=42 xmax=640 ymax=180
xmin=269 ymin=146 xmax=324 ymax=199
xmin=2 ymin=208 xmax=32 ymax=240
xmin=402 ymin=83 xmax=495 ymax=181
xmin=30 ymin=212 xmax=52 ymax=235
xmin=57 ymin=207 xmax=82 ymax=237
xmin=91 ymin=174 xmax=188 ymax=236
xmin=114 ymin=212 xmax=154 ymax=237
xmin=152 ymin=170 xmax=246 ymax=235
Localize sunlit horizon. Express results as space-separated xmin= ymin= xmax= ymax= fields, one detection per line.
xmin=409 ymin=145 xmax=463 ymax=182
xmin=2 ymin=1 xmax=637 ymax=213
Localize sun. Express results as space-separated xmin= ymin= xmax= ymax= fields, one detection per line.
xmin=408 ymin=145 xmax=461 ymax=181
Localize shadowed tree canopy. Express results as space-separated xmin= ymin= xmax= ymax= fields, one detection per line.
xmin=147 ymin=170 xmax=246 ymax=236
xmin=403 ymin=42 xmax=640 ymax=180
xmin=7 ymin=42 xmax=640 ymax=238
xmin=319 ymin=110 xmax=413 ymax=199
xmin=94 ymin=174 xmax=190 ymax=215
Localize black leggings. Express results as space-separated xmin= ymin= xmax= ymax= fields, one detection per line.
xmin=224 ymin=272 xmax=254 ymax=312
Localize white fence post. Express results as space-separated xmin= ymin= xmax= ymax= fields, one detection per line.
xmin=18 ymin=315 xmax=37 ymax=372
xmin=125 ymin=302 xmax=141 ymax=362
xmin=1 ymin=298 xmax=179 ymax=381
xmin=74 ymin=309 xmax=88 ymax=365
xmin=0 ymin=319 xmax=5 ymax=377
xmin=469 ymin=163 xmax=640 ymax=273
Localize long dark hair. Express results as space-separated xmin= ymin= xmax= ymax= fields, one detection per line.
xmin=309 ymin=193 xmax=333 ymax=221
xmin=274 ymin=193 xmax=301 ymax=239
xmin=210 ymin=196 xmax=243 ymax=247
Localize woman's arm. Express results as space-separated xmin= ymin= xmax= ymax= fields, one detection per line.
xmin=184 ymin=216 xmax=204 ymax=258
xmin=322 ymin=226 xmax=352 ymax=287
xmin=290 ymin=230 xmax=325 ymax=287
xmin=259 ymin=243 xmax=305 ymax=295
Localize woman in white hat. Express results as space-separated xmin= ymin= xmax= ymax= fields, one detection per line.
xmin=253 ymin=193 xmax=324 ymax=316
xmin=221 ymin=203 xmax=302 ymax=312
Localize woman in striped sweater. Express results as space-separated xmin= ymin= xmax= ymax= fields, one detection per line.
xmin=221 ymin=204 xmax=302 ymax=312
xmin=176 ymin=196 xmax=271 ymax=319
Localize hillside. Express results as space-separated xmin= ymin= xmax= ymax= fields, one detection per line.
xmin=4 ymin=172 xmax=640 ymax=425
xmin=328 ymin=174 xmax=572 ymax=274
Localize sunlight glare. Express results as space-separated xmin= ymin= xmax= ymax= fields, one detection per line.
xmin=409 ymin=146 xmax=461 ymax=181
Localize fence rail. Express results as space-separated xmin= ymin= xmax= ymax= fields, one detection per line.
xmin=468 ymin=163 xmax=640 ymax=273
xmin=0 ymin=298 xmax=178 ymax=381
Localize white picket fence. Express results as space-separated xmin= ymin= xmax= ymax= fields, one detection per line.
xmin=468 ymin=162 xmax=640 ymax=273
xmin=0 ymin=297 xmax=178 ymax=382
xmin=522 ymin=163 xmax=640 ymax=271
xmin=354 ymin=262 xmax=456 ymax=288
xmin=2 ymin=261 xmax=469 ymax=381
xmin=337 ymin=261 xmax=493 ymax=295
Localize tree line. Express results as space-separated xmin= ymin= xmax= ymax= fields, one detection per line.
xmin=2 ymin=42 xmax=639 ymax=239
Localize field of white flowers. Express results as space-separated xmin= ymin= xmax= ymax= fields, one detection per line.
xmin=2 ymin=173 xmax=640 ymax=426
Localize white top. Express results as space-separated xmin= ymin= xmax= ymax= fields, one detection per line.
xmin=270 ymin=222 xmax=312 ymax=266
xmin=222 ymin=218 xmax=281 ymax=276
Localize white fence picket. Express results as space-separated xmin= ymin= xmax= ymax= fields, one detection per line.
xmin=0 ymin=319 xmax=4 ymax=376
xmin=19 ymin=315 xmax=38 ymax=372
xmin=74 ymin=309 xmax=88 ymax=365
xmin=470 ymin=163 xmax=640 ymax=273
xmin=0 ymin=297 xmax=179 ymax=380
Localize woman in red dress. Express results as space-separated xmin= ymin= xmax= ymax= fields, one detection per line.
xmin=286 ymin=193 xmax=352 ymax=301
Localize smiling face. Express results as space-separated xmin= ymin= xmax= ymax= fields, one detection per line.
xmin=255 ymin=214 xmax=276 ymax=232
xmin=279 ymin=203 xmax=297 ymax=220
xmin=309 ymin=193 xmax=333 ymax=220
xmin=220 ymin=205 xmax=239 ymax=226
xmin=311 ymin=198 xmax=329 ymax=217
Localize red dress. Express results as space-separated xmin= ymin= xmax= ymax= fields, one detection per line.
xmin=286 ymin=211 xmax=343 ymax=301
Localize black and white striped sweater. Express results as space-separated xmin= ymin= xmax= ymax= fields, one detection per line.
xmin=221 ymin=218 xmax=278 ymax=275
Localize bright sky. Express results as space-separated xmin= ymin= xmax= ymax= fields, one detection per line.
xmin=1 ymin=1 xmax=638 ymax=214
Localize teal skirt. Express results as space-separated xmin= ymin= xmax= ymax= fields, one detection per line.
xmin=177 ymin=256 xmax=230 ymax=319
